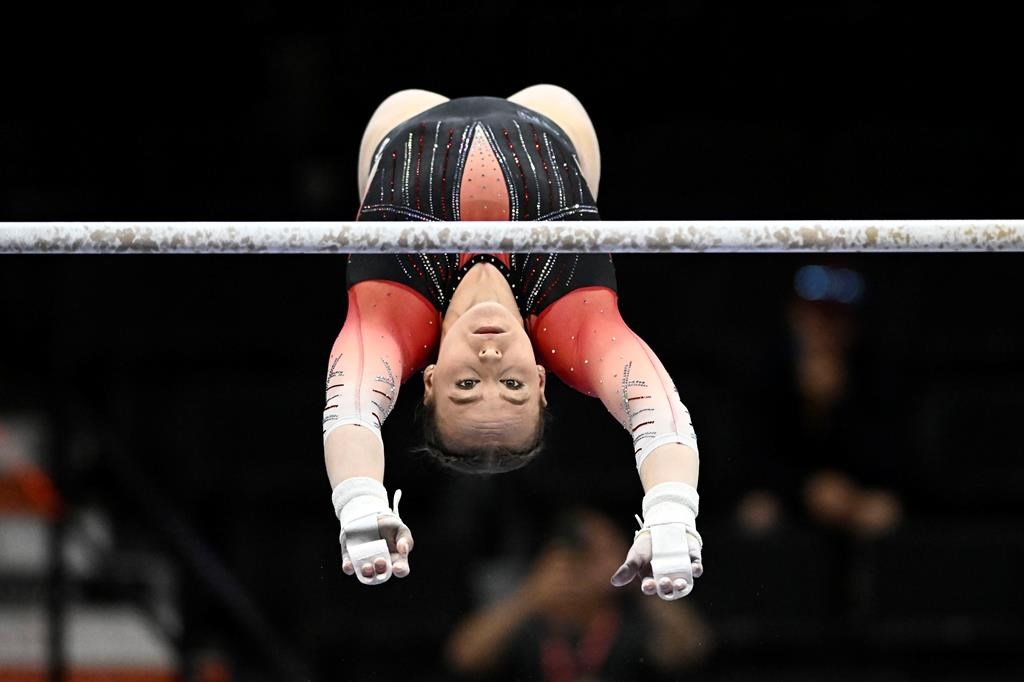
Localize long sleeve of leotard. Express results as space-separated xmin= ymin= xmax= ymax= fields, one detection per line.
xmin=322 ymin=281 xmax=440 ymax=446
xmin=531 ymin=287 xmax=699 ymax=470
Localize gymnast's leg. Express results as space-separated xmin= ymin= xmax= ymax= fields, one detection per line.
xmin=506 ymin=84 xmax=602 ymax=200
xmin=358 ymin=89 xmax=450 ymax=200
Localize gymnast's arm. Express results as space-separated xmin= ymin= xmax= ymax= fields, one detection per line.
xmin=322 ymin=281 xmax=439 ymax=582
xmin=533 ymin=287 xmax=700 ymax=491
xmin=322 ymin=281 xmax=439 ymax=485
xmin=534 ymin=287 xmax=703 ymax=600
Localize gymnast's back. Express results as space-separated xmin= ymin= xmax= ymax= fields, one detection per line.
xmin=355 ymin=95 xmax=599 ymax=223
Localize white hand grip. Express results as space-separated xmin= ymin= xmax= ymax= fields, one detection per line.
xmin=348 ymin=538 xmax=393 ymax=585
xmin=343 ymin=513 xmax=392 ymax=586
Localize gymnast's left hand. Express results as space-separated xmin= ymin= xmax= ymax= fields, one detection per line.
xmin=610 ymin=482 xmax=703 ymax=601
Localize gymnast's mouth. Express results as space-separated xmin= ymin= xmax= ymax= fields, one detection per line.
xmin=473 ymin=326 xmax=506 ymax=334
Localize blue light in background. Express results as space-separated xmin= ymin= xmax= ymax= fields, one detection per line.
xmin=794 ymin=265 xmax=865 ymax=304
xmin=834 ymin=268 xmax=865 ymax=304
xmin=794 ymin=265 xmax=829 ymax=301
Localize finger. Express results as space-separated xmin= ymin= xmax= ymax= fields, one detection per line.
xmin=688 ymin=532 xmax=704 ymax=578
xmin=641 ymin=577 xmax=657 ymax=595
xmin=610 ymin=552 xmax=639 ymax=587
xmin=610 ymin=561 xmax=638 ymax=587
xmin=396 ymin=524 xmax=415 ymax=555
xmin=361 ymin=563 xmax=375 ymax=578
xmin=611 ymin=550 xmax=645 ymax=586
xmin=374 ymin=557 xmax=388 ymax=575
xmin=341 ymin=541 xmax=354 ymax=575
xmin=654 ymin=573 xmax=692 ymax=600
xmin=651 ymin=574 xmax=691 ymax=601
xmin=656 ymin=577 xmax=687 ymax=601
xmin=340 ymin=532 xmax=353 ymax=575
xmin=392 ymin=555 xmax=410 ymax=578
xmin=378 ymin=517 xmax=415 ymax=555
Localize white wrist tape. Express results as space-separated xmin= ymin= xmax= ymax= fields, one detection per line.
xmin=641 ymin=481 xmax=701 ymax=547
xmin=332 ymin=476 xmax=389 ymax=525
xmin=642 ymin=481 xmax=699 ymax=527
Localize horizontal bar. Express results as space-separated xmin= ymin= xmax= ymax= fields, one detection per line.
xmin=1 ymin=221 xmax=1022 ymax=253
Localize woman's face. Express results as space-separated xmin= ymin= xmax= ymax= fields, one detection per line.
xmin=424 ymin=302 xmax=547 ymax=451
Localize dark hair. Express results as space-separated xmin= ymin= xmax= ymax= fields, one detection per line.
xmin=413 ymin=399 xmax=551 ymax=475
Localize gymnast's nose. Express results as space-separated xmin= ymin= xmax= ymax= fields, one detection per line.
xmin=479 ymin=347 xmax=502 ymax=361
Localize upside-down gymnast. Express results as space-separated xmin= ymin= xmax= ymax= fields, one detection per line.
xmin=323 ymin=85 xmax=703 ymax=601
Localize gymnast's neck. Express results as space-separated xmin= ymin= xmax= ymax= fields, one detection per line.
xmin=442 ymin=263 xmax=524 ymax=337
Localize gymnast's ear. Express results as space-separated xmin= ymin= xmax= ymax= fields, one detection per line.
xmin=537 ymin=365 xmax=548 ymax=408
xmin=422 ymin=364 xmax=436 ymax=404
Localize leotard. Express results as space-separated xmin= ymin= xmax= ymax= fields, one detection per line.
xmin=324 ymin=97 xmax=697 ymax=468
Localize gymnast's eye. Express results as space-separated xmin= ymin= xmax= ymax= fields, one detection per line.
xmin=502 ymin=379 xmax=524 ymax=390
xmin=455 ymin=379 xmax=478 ymax=389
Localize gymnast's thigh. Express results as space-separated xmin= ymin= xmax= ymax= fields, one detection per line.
xmin=506 ymin=84 xmax=601 ymax=200
xmin=358 ymin=89 xmax=450 ymax=200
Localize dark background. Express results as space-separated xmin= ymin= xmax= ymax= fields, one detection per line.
xmin=1 ymin=3 xmax=1022 ymax=680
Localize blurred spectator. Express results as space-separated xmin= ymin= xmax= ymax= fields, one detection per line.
xmin=445 ymin=507 xmax=711 ymax=681
xmin=736 ymin=263 xmax=904 ymax=538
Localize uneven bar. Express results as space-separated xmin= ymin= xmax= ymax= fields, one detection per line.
xmin=1 ymin=221 xmax=1022 ymax=254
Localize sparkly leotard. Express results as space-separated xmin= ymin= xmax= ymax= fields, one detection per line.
xmin=324 ymin=97 xmax=698 ymax=468
xmin=355 ymin=95 xmax=598 ymax=223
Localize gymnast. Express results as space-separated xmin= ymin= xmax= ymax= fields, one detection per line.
xmin=324 ymin=85 xmax=703 ymax=601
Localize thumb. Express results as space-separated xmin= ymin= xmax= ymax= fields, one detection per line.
xmin=395 ymin=523 xmax=415 ymax=556
xmin=610 ymin=560 xmax=638 ymax=587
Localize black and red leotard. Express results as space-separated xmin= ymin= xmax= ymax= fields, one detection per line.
xmin=324 ymin=97 xmax=697 ymax=468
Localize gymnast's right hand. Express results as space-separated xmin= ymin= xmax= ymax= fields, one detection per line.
xmin=331 ymin=477 xmax=414 ymax=585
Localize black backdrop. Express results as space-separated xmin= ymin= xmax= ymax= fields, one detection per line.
xmin=2 ymin=3 xmax=1022 ymax=680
